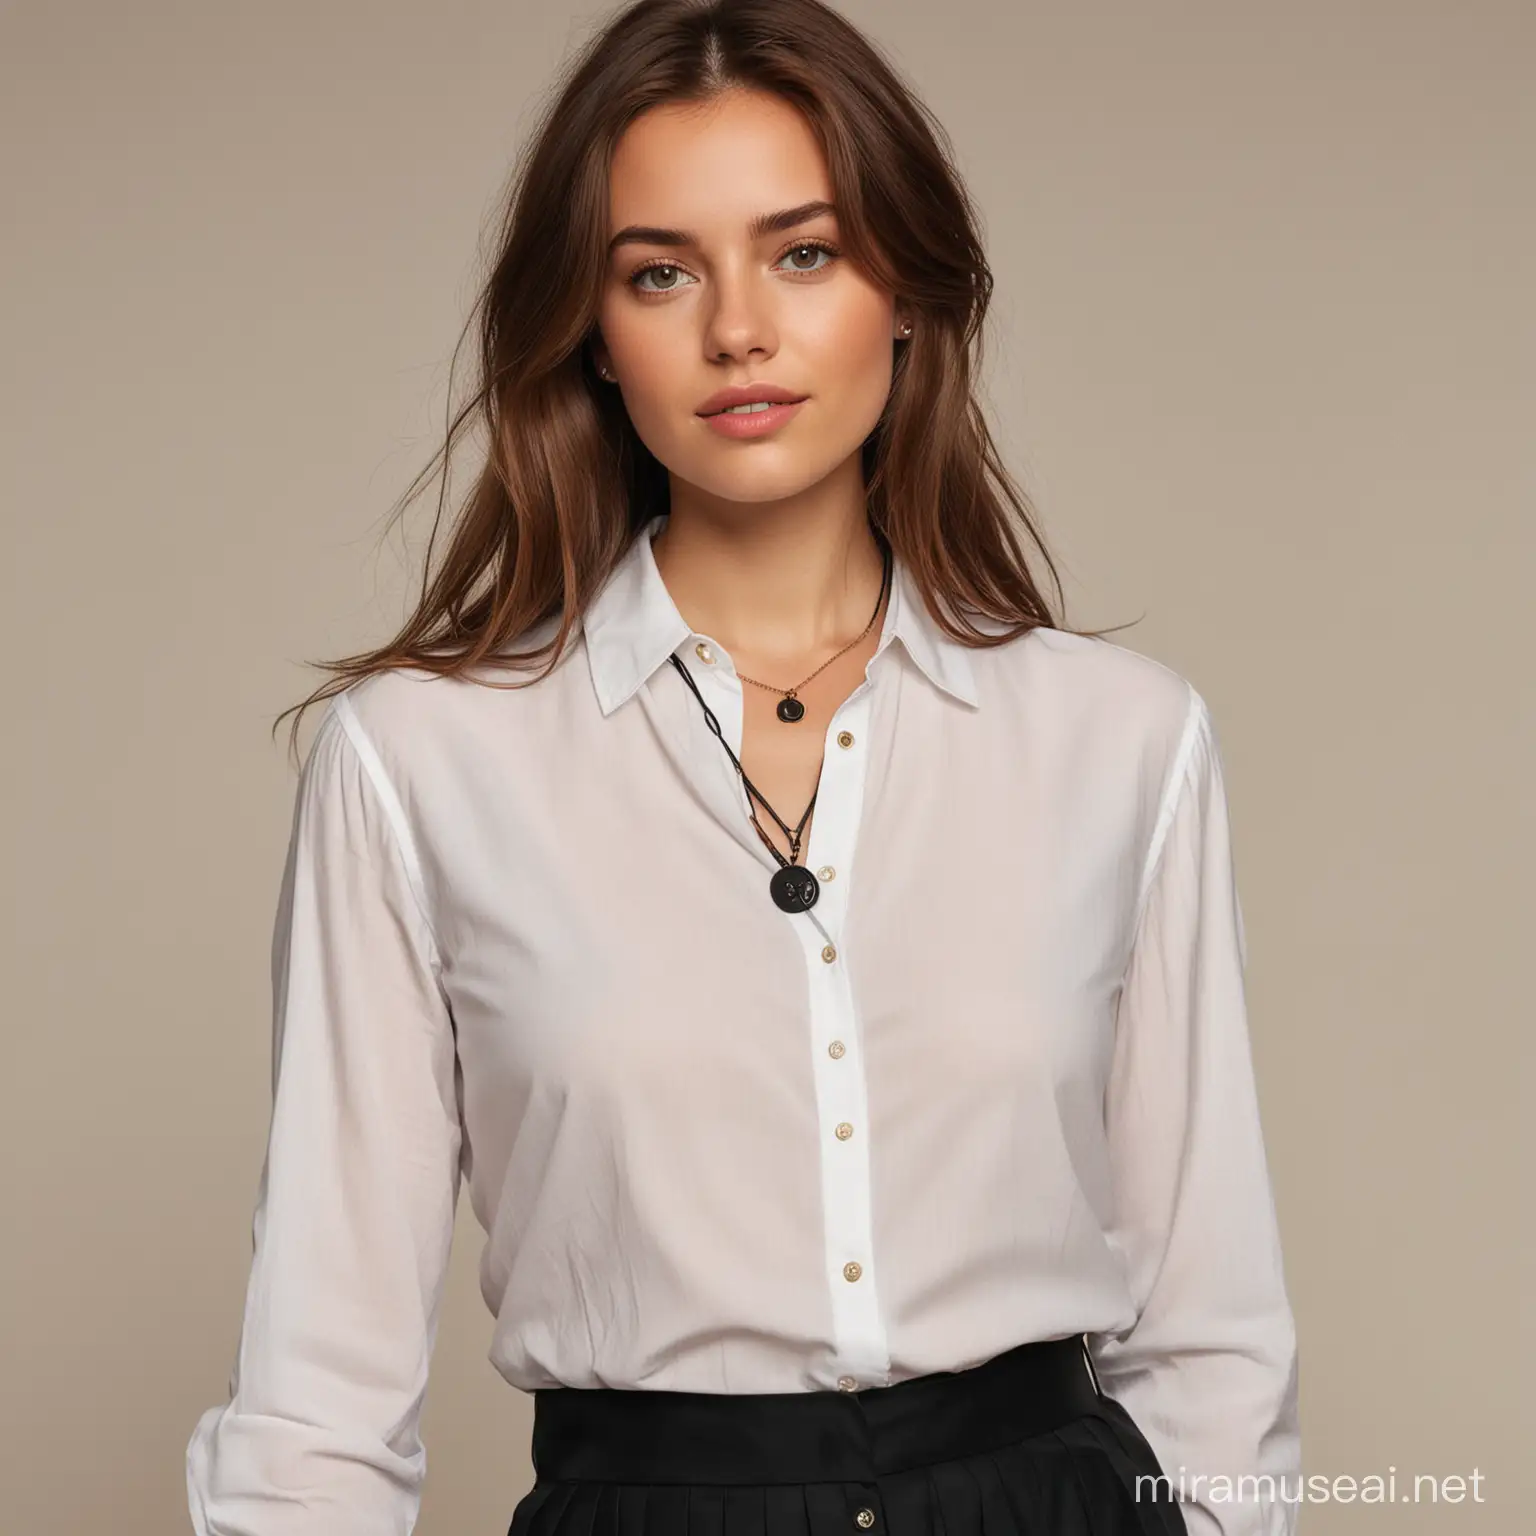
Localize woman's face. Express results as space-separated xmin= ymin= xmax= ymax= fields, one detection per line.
xmin=592 ymin=88 xmax=905 ymax=507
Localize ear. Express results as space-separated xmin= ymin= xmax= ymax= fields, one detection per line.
xmin=589 ymin=333 xmax=613 ymax=380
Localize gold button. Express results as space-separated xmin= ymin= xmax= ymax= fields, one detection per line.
xmin=817 ymin=865 xmax=836 ymax=880
xmin=821 ymin=942 xmax=837 ymax=963
xmin=694 ymin=641 xmax=714 ymax=663
xmin=835 ymin=1121 xmax=854 ymax=1140
xmin=855 ymin=1508 xmax=876 ymax=1528
xmin=837 ymin=1375 xmax=859 ymax=1392
xmin=837 ymin=730 xmax=855 ymax=748
xmin=828 ymin=1040 xmax=846 ymax=1059
xmin=843 ymin=1260 xmax=862 ymax=1282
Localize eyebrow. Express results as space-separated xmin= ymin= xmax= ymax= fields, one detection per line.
xmin=607 ymin=199 xmax=837 ymax=256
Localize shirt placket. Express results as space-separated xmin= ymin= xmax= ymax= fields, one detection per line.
xmin=684 ymin=636 xmax=895 ymax=1394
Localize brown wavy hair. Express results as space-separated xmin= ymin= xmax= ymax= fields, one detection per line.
xmin=274 ymin=0 xmax=1136 ymax=761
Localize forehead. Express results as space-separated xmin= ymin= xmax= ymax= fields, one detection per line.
xmin=608 ymin=90 xmax=833 ymax=231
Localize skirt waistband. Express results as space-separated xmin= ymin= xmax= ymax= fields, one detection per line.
xmin=530 ymin=1334 xmax=1105 ymax=1484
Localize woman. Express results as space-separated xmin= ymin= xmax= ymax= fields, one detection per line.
xmin=186 ymin=1 xmax=1300 ymax=1533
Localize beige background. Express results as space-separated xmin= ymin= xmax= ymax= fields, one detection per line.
xmin=2 ymin=2 xmax=1528 ymax=1532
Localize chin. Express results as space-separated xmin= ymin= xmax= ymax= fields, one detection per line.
xmin=688 ymin=457 xmax=842 ymax=505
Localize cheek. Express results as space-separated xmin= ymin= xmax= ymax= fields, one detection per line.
xmin=796 ymin=299 xmax=894 ymax=410
xmin=797 ymin=282 xmax=885 ymax=351
xmin=599 ymin=305 xmax=692 ymax=426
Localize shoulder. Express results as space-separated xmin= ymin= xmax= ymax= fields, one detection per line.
xmin=311 ymin=621 xmax=578 ymax=807
xmin=290 ymin=671 xmax=456 ymax=842
xmin=985 ymin=624 xmax=1204 ymax=760
xmin=332 ymin=619 xmax=577 ymax=758
xmin=328 ymin=663 xmax=455 ymax=746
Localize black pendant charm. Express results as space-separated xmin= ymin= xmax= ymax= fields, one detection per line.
xmin=776 ymin=694 xmax=806 ymax=723
xmin=769 ymin=863 xmax=820 ymax=913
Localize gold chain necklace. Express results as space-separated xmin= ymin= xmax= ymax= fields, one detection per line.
xmin=733 ymin=545 xmax=892 ymax=723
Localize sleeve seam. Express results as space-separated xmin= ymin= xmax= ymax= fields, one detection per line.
xmin=329 ymin=689 xmax=445 ymax=975
xmin=1129 ymin=681 xmax=1206 ymax=944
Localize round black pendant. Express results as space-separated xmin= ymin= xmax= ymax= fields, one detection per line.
xmin=769 ymin=863 xmax=820 ymax=913
xmin=776 ymin=695 xmax=806 ymax=723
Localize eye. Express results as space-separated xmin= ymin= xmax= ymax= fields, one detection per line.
xmin=628 ymin=262 xmax=698 ymax=296
xmin=774 ymin=239 xmax=840 ymax=275
xmin=625 ymin=238 xmax=841 ymax=296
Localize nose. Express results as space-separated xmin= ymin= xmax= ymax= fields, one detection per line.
xmin=701 ymin=256 xmax=778 ymax=365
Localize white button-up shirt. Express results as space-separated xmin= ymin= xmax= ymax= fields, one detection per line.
xmin=187 ymin=512 xmax=1300 ymax=1536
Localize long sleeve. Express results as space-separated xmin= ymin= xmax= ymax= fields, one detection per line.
xmin=187 ymin=694 xmax=464 ymax=1535
xmin=1088 ymin=686 xmax=1301 ymax=1536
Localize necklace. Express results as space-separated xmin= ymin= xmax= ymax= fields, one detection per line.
xmin=734 ymin=546 xmax=892 ymax=722
xmin=668 ymin=650 xmax=823 ymax=912
xmin=664 ymin=541 xmax=892 ymax=912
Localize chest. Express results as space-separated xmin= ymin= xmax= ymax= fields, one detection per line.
xmin=416 ymin=649 xmax=1147 ymax=1169
xmin=734 ymin=633 xmax=885 ymax=859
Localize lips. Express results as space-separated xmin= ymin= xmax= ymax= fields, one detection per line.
xmin=696 ymin=382 xmax=808 ymax=416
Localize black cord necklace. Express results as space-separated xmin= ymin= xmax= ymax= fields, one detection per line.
xmin=666 ymin=544 xmax=892 ymax=914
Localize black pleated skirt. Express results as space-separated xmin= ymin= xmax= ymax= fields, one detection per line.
xmin=506 ymin=1334 xmax=1188 ymax=1536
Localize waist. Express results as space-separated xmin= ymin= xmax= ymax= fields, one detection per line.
xmin=530 ymin=1333 xmax=1104 ymax=1483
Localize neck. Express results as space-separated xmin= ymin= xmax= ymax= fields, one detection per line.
xmin=650 ymin=467 xmax=888 ymax=667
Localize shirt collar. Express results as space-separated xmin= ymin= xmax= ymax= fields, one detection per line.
xmin=582 ymin=512 xmax=980 ymax=717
